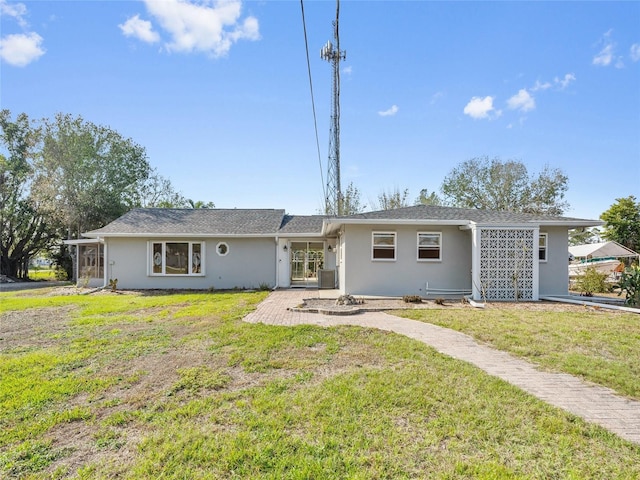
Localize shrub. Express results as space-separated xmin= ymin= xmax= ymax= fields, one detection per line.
xmin=336 ymin=295 xmax=362 ymax=306
xmin=575 ymin=267 xmax=608 ymax=296
xmin=434 ymin=297 xmax=446 ymax=305
xmin=54 ymin=266 xmax=68 ymax=281
xmin=616 ymin=265 xmax=640 ymax=307
xmin=402 ymin=295 xmax=422 ymax=304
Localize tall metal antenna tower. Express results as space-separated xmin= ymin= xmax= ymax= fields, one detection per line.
xmin=320 ymin=0 xmax=346 ymax=216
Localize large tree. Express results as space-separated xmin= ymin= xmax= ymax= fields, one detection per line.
xmin=1 ymin=111 xmax=193 ymax=279
xmin=186 ymin=199 xmax=216 ymax=209
xmin=440 ymin=157 xmax=569 ymax=215
xmin=0 ymin=110 xmax=55 ymax=279
xmin=341 ymin=182 xmax=366 ymax=215
xmin=34 ymin=113 xmax=151 ymax=239
xmin=569 ymin=227 xmax=600 ymax=246
xmin=128 ymin=167 xmax=188 ymax=208
xmin=31 ymin=114 xmax=152 ymax=279
xmin=376 ymin=187 xmax=410 ymax=211
xmin=414 ymin=188 xmax=442 ymax=206
xmin=600 ymin=196 xmax=640 ymax=252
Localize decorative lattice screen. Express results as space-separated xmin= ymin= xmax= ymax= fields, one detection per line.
xmin=479 ymin=228 xmax=534 ymax=300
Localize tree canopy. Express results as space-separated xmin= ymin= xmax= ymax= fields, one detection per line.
xmin=600 ymin=196 xmax=640 ymax=252
xmin=376 ymin=187 xmax=410 ymax=210
xmin=0 ymin=110 xmax=51 ymax=278
xmin=414 ymin=188 xmax=442 ymax=206
xmin=0 ymin=110 xmax=201 ymax=280
xmin=440 ymin=157 xmax=569 ymax=215
xmin=34 ymin=113 xmax=150 ymax=238
xmin=343 ymin=182 xmax=365 ymax=215
xmin=568 ymin=227 xmax=600 ymax=246
xmin=129 ymin=168 xmax=188 ymax=208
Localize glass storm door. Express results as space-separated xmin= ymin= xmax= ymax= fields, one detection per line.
xmin=290 ymin=242 xmax=324 ymax=286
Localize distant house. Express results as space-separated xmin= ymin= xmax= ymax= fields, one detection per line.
xmin=68 ymin=205 xmax=601 ymax=301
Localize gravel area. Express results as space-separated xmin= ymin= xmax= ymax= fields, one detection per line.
xmin=298 ymin=297 xmax=611 ymax=313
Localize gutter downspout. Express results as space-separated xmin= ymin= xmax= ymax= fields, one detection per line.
xmin=464 ymin=295 xmax=486 ymax=308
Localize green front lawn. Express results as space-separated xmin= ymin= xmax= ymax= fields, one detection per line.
xmin=1 ymin=289 xmax=638 ymax=478
xmin=26 ymin=267 xmax=57 ymax=281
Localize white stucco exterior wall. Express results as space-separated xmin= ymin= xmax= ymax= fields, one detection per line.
xmin=340 ymin=224 xmax=472 ymax=297
xmin=539 ymin=226 xmax=570 ymax=296
xmin=105 ymin=237 xmax=276 ymax=290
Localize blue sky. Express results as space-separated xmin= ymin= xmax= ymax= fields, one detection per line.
xmin=1 ymin=0 xmax=639 ymax=220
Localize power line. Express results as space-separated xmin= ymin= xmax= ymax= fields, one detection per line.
xmin=299 ymin=0 xmax=326 ymax=209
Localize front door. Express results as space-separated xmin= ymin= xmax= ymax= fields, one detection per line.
xmin=290 ymin=242 xmax=324 ymax=286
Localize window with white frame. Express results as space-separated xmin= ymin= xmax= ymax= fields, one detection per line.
xmin=372 ymin=232 xmax=396 ymax=260
xmin=150 ymin=241 xmax=204 ymax=275
xmin=417 ymin=232 xmax=441 ymax=261
xmin=538 ymin=233 xmax=547 ymax=262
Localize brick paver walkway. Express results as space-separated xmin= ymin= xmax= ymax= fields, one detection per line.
xmin=244 ymin=289 xmax=640 ymax=445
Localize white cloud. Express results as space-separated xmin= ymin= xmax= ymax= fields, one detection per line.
xmin=507 ymin=89 xmax=535 ymax=112
xmin=119 ymin=14 xmax=160 ymax=44
xmin=0 ymin=0 xmax=28 ymax=28
xmin=555 ymin=73 xmax=576 ymax=89
xmin=0 ymin=32 xmax=45 ymax=66
xmin=631 ymin=44 xmax=640 ymax=62
xmin=593 ymin=43 xmax=614 ymax=66
xmin=463 ymin=96 xmax=500 ymax=120
xmin=342 ymin=65 xmax=352 ymax=75
xmin=532 ymin=80 xmax=552 ymax=92
xmin=532 ymin=73 xmax=575 ymax=93
xmin=593 ymin=30 xmax=616 ymax=67
xmin=378 ymin=105 xmax=399 ymax=117
xmin=0 ymin=0 xmax=45 ymax=66
xmin=143 ymin=0 xmax=260 ymax=57
xmin=430 ymin=91 xmax=444 ymax=104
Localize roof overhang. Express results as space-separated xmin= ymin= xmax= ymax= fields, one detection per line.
xmin=63 ymin=238 xmax=104 ymax=245
xmin=536 ymin=220 xmax=604 ymax=228
xmin=82 ymin=233 xmax=280 ymax=239
xmin=467 ymin=220 xmax=604 ymax=229
xmin=322 ymin=217 xmax=602 ymax=232
xmin=277 ymin=233 xmax=326 ymax=238
xmin=322 ymin=218 xmax=470 ymax=235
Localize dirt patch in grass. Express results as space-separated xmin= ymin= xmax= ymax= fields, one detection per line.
xmin=44 ymin=358 xmax=377 ymax=477
xmin=27 ymin=302 xmax=374 ymax=477
xmin=0 ymin=300 xmax=234 ymax=477
xmin=44 ymin=349 xmax=216 ymax=476
xmin=0 ymin=306 xmax=77 ymax=352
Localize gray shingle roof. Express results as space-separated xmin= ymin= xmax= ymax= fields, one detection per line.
xmin=86 ymin=205 xmax=599 ymax=238
xmin=87 ymin=208 xmax=286 ymax=236
xmin=342 ymin=204 xmax=598 ymax=224
xmin=278 ymin=215 xmax=325 ymax=234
